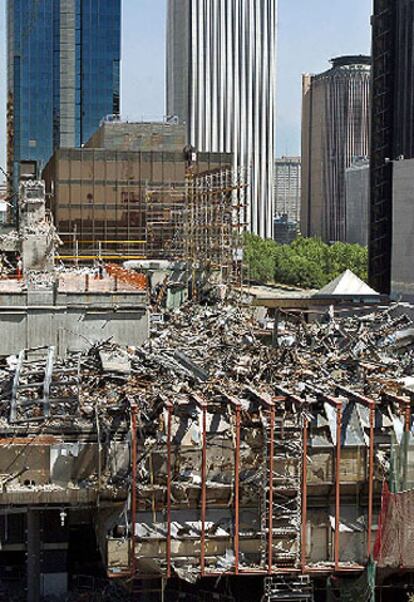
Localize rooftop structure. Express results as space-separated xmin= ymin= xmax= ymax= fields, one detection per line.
xmin=314 ymin=269 xmax=378 ymax=298
xmin=331 ymin=55 xmax=371 ymax=68
xmin=85 ymin=120 xmax=186 ymax=152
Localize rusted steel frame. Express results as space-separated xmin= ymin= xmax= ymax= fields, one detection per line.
xmin=301 ymin=418 xmax=309 ymax=572
xmin=201 ymin=404 xmax=207 ymax=575
xmin=234 ymin=405 xmax=241 ymax=575
xmin=335 ymin=402 xmax=342 ymax=571
xmin=404 ymin=400 xmax=412 ymax=433
xmin=405 ymin=401 xmax=412 ymax=433
xmin=220 ymin=389 xmax=286 ymax=575
xmin=310 ymin=389 xmax=342 ymax=570
xmin=130 ymin=406 xmax=138 ymax=577
xmin=165 ymin=402 xmax=174 ymax=579
xmin=215 ymin=389 xmax=242 ymax=574
xmin=367 ymin=404 xmax=375 ymax=557
xmin=336 ymin=385 xmax=376 ymax=559
xmin=244 ymin=388 xmax=282 ymax=574
xmin=191 ymin=393 xmax=208 ymax=576
xmin=402 ymin=387 xmax=414 ymax=428
xmin=268 ymin=405 xmax=275 ymax=573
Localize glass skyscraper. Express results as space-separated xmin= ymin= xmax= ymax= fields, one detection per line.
xmin=7 ymin=0 xmax=121 ymax=190
xmin=167 ymin=0 xmax=278 ymax=239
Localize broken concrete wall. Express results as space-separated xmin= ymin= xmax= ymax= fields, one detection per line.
xmin=0 ymin=438 xmax=129 ymax=505
xmin=22 ymin=232 xmax=55 ymax=272
xmin=19 ymin=180 xmax=61 ymax=273
xmin=0 ymin=290 xmax=149 ymax=357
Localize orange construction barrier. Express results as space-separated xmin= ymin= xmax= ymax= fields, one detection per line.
xmin=105 ymin=263 xmax=148 ymax=291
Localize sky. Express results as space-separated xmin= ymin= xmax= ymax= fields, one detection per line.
xmin=0 ymin=0 xmax=372 ymax=176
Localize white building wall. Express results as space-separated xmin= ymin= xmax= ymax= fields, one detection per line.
xmin=392 ymin=159 xmax=414 ymax=298
xmin=166 ymin=0 xmax=278 ymax=239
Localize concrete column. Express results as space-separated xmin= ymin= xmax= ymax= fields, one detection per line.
xmin=27 ymin=509 xmax=41 ymax=602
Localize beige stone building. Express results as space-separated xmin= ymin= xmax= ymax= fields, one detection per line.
xmin=301 ymin=56 xmax=371 ymax=242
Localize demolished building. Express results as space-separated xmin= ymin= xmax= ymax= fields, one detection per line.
xmin=0 ymin=299 xmax=414 ymax=600
xmin=0 ymin=180 xmax=149 ymax=359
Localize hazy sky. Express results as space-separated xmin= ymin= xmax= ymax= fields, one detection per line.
xmin=0 ymin=0 xmax=372 ymax=176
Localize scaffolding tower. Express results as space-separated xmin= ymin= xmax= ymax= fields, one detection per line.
xmin=144 ymin=166 xmax=246 ymax=285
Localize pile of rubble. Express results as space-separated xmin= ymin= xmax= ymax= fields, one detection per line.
xmin=274 ymin=304 xmax=414 ymax=399
xmin=0 ymin=298 xmax=413 ymax=583
xmin=119 ymin=300 xmax=414 ymax=578
xmin=0 ymin=300 xmax=412 ymax=426
xmin=139 ymin=300 xmax=414 ymax=405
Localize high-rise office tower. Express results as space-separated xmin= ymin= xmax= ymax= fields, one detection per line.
xmin=301 ymin=56 xmax=371 ymax=243
xmin=166 ymin=0 xmax=278 ymax=239
xmin=274 ymin=157 xmax=301 ymax=222
xmin=370 ymin=0 xmax=414 ymax=294
xmin=7 ymin=0 xmax=121 ymax=191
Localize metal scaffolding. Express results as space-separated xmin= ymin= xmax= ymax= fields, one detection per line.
xmin=58 ymin=166 xmax=246 ymax=286
xmin=144 ymin=166 xmax=246 ymax=285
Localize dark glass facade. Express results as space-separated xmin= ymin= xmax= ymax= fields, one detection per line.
xmin=80 ymin=0 xmax=121 ymax=144
xmin=7 ymin=0 xmax=56 ymax=188
xmin=370 ymin=0 xmax=414 ymax=294
xmin=7 ymin=0 xmax=121 ymax=191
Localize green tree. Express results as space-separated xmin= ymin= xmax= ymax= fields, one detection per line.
xmin=244 ymin=233 xmax=277 ymax=282
xmin=327 ymin=242 xmax=368 ymax=282
xmin=244 ymin=234 xmax=368 ymax=289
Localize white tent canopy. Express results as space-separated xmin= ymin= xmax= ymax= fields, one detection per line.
xmin=315 ymin=269 xmax=379 ymax=297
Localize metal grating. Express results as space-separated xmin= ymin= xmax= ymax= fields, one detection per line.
xmin=264 ymin=575 xmax=314 ymax=602
xmin=10 ymin=346 xmax=80 ymax=423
